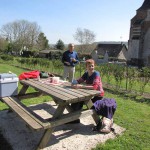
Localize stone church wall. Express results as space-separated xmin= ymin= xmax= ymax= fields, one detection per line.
xmin=128 ymin=40 xmax=139 ymax=60
xmin=143 ymin=29 xmax=150 ymax=64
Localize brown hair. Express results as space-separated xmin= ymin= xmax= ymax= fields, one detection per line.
xmin=85 ymin=59 xmax=95 ymax=66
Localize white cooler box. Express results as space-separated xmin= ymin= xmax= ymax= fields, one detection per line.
xmin=0 ymin=73 xmax=19 ymax=97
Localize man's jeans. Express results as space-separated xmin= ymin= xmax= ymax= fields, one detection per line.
xmin=63 ymin=66 xmax=75 ymax=82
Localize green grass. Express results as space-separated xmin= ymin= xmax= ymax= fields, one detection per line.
xmin=0 ymin=63 xmax=26 ymax=76
xmin=0 ymin=64 xmax=150 ymax=150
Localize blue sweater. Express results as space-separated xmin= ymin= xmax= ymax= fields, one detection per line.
xmin=62 ymin=50 xmax=79 ymax=67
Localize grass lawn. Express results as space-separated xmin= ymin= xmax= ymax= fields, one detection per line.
xmin=0 ymin=64 xmax=150 ymax=150
xmin=94 ymin=92 xmax=150 ymax=150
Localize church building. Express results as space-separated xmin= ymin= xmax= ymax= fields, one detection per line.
xmin=128 ymin=0 xmax=150 ymax=66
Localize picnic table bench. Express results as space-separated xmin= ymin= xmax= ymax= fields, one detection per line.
xmin=1 ymin=78 xmax=100 ymax=150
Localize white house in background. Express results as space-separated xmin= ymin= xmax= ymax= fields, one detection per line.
xmin=91 ymin=42 xmax=128 ymax=64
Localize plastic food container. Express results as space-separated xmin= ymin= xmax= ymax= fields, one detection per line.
xmin=0 ymin=73 xmax=18 ymax=97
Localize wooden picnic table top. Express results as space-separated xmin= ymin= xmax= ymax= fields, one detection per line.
xmin=20 ymin=78 xmax=100 ymax=103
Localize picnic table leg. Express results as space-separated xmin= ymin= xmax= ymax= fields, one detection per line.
xmin=37 ymin=104 xmax=66 ymax=150
xmin=65 ymin=104 xmax=74 ymax=112
xmin=85 ymin=100 xmax=100 ymax=124
xmin=52 ymin=99 xmax=73 ymax=113
xmin=18 ymin=84 xmax=29 ymax=95
xmin=7 ymin=84 xmax=29 ymax=112
xmin=37 ymin=128 xmax=54 ymax=150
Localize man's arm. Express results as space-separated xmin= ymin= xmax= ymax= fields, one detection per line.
xmin=75 ymin=52 xmax=79 ymax=63
xmin=62 ymin=51 xmax=70 ymax=65
xmin=72 ymin=52 xmax=79 ymax=64
xmin=62 ymin=52 xmax=65 ymax=63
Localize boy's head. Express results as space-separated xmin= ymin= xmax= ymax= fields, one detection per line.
xmin=85 ymin=59 xmax=95 ymax=67
xmin=85 ymin=59 xmax=95 ymax=72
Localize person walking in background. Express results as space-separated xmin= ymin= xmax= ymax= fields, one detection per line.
xmin=62 ymin=43 xmax=79 ymax=82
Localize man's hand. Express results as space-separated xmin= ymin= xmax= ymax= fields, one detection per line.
xmin=65 ymin=62 xmax=70 ymax=65
xmin=71 ymin=58 xmax=76 ymax=62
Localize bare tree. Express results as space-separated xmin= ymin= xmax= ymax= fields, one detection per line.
xmin=0 ymin=20 xmax=41 ymax=53
xmin=73 ymin=28 xmax=96 ymax=53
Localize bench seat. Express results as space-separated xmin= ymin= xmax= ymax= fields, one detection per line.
xmin=1 ymin=97 xmax=49 ymax=130
xmin=1 ymin=97 xmax=96 ymax=131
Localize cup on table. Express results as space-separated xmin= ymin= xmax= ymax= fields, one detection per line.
xmin=50 ymin=77 xmax=60 ymax=84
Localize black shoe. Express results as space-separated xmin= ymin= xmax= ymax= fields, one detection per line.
xmin=90 ymin=105 xmax=95 ymax=109
xmin=66 ymin=119 xmax=80 ymax=124
xmin=92 ymin=126 xmax=98 ymax=131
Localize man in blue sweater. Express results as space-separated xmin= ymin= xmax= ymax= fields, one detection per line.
xmin=62 ymin=43 xmax=79 ymax=82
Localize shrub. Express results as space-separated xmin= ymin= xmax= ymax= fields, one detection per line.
xmin=78 ymin=53 xmax=92 ymax=60
xmin=0 ymin=54 xmax=14 ymax=61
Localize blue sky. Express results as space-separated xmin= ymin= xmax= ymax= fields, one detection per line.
xmin=0 ymin=0 xmax=144 ymax=44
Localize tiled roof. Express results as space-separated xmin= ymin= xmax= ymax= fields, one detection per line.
xmin=137 ymin=0 xmax=150 ymax=11
xmin=96 ymin=43 xmax=127 ymax=57
xmin=94 ymin=41 xmax=127 ymax=44
xmin=39 ymin=49 xmax=62 ymax=54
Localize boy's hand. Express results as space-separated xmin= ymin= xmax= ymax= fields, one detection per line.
xmin=71 ymin=84 xmax=83 ymax=89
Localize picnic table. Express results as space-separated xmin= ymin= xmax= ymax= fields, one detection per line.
xmin=1 ymin=78 xmax=100 ymax=150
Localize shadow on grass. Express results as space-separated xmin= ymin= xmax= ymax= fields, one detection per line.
xmin=104 ymin=87 xmax=150 ymax=105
